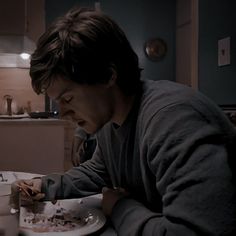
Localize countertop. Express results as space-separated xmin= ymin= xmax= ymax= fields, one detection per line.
xmin=0 ymin=117 xmax=69 ymax=126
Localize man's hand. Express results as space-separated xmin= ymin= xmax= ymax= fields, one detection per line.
xmin=10 ymin=178 xmax=45 ymax=210
xmin=102 ymin=187 xmax=129 ymax=216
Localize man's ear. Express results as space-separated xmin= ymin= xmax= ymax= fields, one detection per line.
xmin=106 ymin=65 xmax=117 ymax=88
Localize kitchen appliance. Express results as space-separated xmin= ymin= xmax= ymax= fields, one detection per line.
xmin=29 ymin=111 xmax=59 ymax=119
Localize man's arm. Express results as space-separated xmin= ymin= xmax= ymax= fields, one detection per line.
xmin=108 ymin=103 xmax=236 ymax=235
xmin=41 ymin=144 xmax=111 ymax=200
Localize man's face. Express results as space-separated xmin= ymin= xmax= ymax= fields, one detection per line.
xmin=46 ymin=76 xmax=115 ymax=134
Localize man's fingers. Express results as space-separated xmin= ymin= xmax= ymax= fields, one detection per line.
xmin=51 ymin=199 xmax=57 ymax=205
xmin=102 ymin=186 xmax=128 ymax=195
xmin=32 ymin=193 xmax=45 ymax=201
xmin=102 ymin=187 xmax=109 ymax=193
xmin=20 ymin=197 xmax=34 ymax=206
xmin=20 ymin=193 xmax=45 ymax=206
xmin=10 ymin=178 xmax=44 ymax=209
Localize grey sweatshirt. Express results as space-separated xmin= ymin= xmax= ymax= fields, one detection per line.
xmin=42 ymin=80 xmax=236 ymax=236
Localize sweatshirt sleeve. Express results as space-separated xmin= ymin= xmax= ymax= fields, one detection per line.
xmin=110 ymin=103 xmax=236 ymax=236
xmin=41 ymin=143 xmax=111 ymax=200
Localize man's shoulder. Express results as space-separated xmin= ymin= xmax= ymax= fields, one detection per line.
xmin=142 ymin=79 xmax=194 ymax=98
xmin=140 ymin=79 xmax=195 ymax=114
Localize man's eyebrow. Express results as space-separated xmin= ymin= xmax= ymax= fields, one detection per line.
xmin=54 ymin=88 xmax=70 ymax=101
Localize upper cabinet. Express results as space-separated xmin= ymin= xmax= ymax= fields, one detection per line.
xmin=0 ymin=1 xmax=25 ymax=35
xmin=24 ymin=0 xmax=45 ymax=43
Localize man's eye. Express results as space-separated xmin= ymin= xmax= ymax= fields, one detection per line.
xmin=63 ymin=96 xmax=73 ymax=103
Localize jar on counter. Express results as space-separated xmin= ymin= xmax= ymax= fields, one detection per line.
xmin=0 ymin=95 xmax=18 ymax=115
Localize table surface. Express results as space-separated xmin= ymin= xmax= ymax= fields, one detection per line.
xmin=0 ymin=171 xmax=117 ymax=236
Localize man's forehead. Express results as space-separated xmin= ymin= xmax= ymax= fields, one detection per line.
xmin=46 ymin=78 xmax=72 ymax=99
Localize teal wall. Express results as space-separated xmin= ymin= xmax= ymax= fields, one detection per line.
xmin=45 ymin=0 xmax=176 ymax=82
xmin=45 ymin=0 xmax=236 ymax=106
xmin=198 ymin=0 xmax=236 ymax=105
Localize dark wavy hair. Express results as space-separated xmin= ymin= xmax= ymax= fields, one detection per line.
xmin=30 ymin=7 xmax=141 ymax=95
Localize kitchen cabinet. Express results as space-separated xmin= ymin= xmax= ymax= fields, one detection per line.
xmin=0 ymin=0 xmax=45 ymax=44
xmin=0 ymin=118 xmax=75 ymax=175
xmin=0 ymin=0 xmax=25 ymax=35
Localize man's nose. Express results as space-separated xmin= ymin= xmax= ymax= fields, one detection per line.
xmin=59 ymin=105 xmax=75 ymax=121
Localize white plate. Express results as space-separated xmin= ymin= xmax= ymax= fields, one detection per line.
xmin=19 ymin=198 xmax=106 ymax=236
xmin=0 ymin=114 xmax=30 ymax=119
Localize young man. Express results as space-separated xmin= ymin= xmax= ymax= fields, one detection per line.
xmin=11 ymin=7 xmax=236 ymax=235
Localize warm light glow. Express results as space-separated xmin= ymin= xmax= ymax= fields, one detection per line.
xmin=20 ymin=53 xmax=31 ymax=60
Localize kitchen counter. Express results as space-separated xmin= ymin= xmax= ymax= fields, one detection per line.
xmin=0 ymin=117 xmax=68 ymax=125
xmin=0 ymin=118 xmax=75 ymax=174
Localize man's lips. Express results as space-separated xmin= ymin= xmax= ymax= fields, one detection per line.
xmin=77 ymin=120 xmax=86 ymax=126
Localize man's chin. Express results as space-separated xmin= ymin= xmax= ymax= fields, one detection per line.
xmin=77 ymin=123 xmax=94 ymax=134
xmin=84 ymin=128 xmax=97 ymax=135
xmin=77 ymin=121 xmax=104 ymax=134
xmin=84 ymin=126 xmax=102 ymax=135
